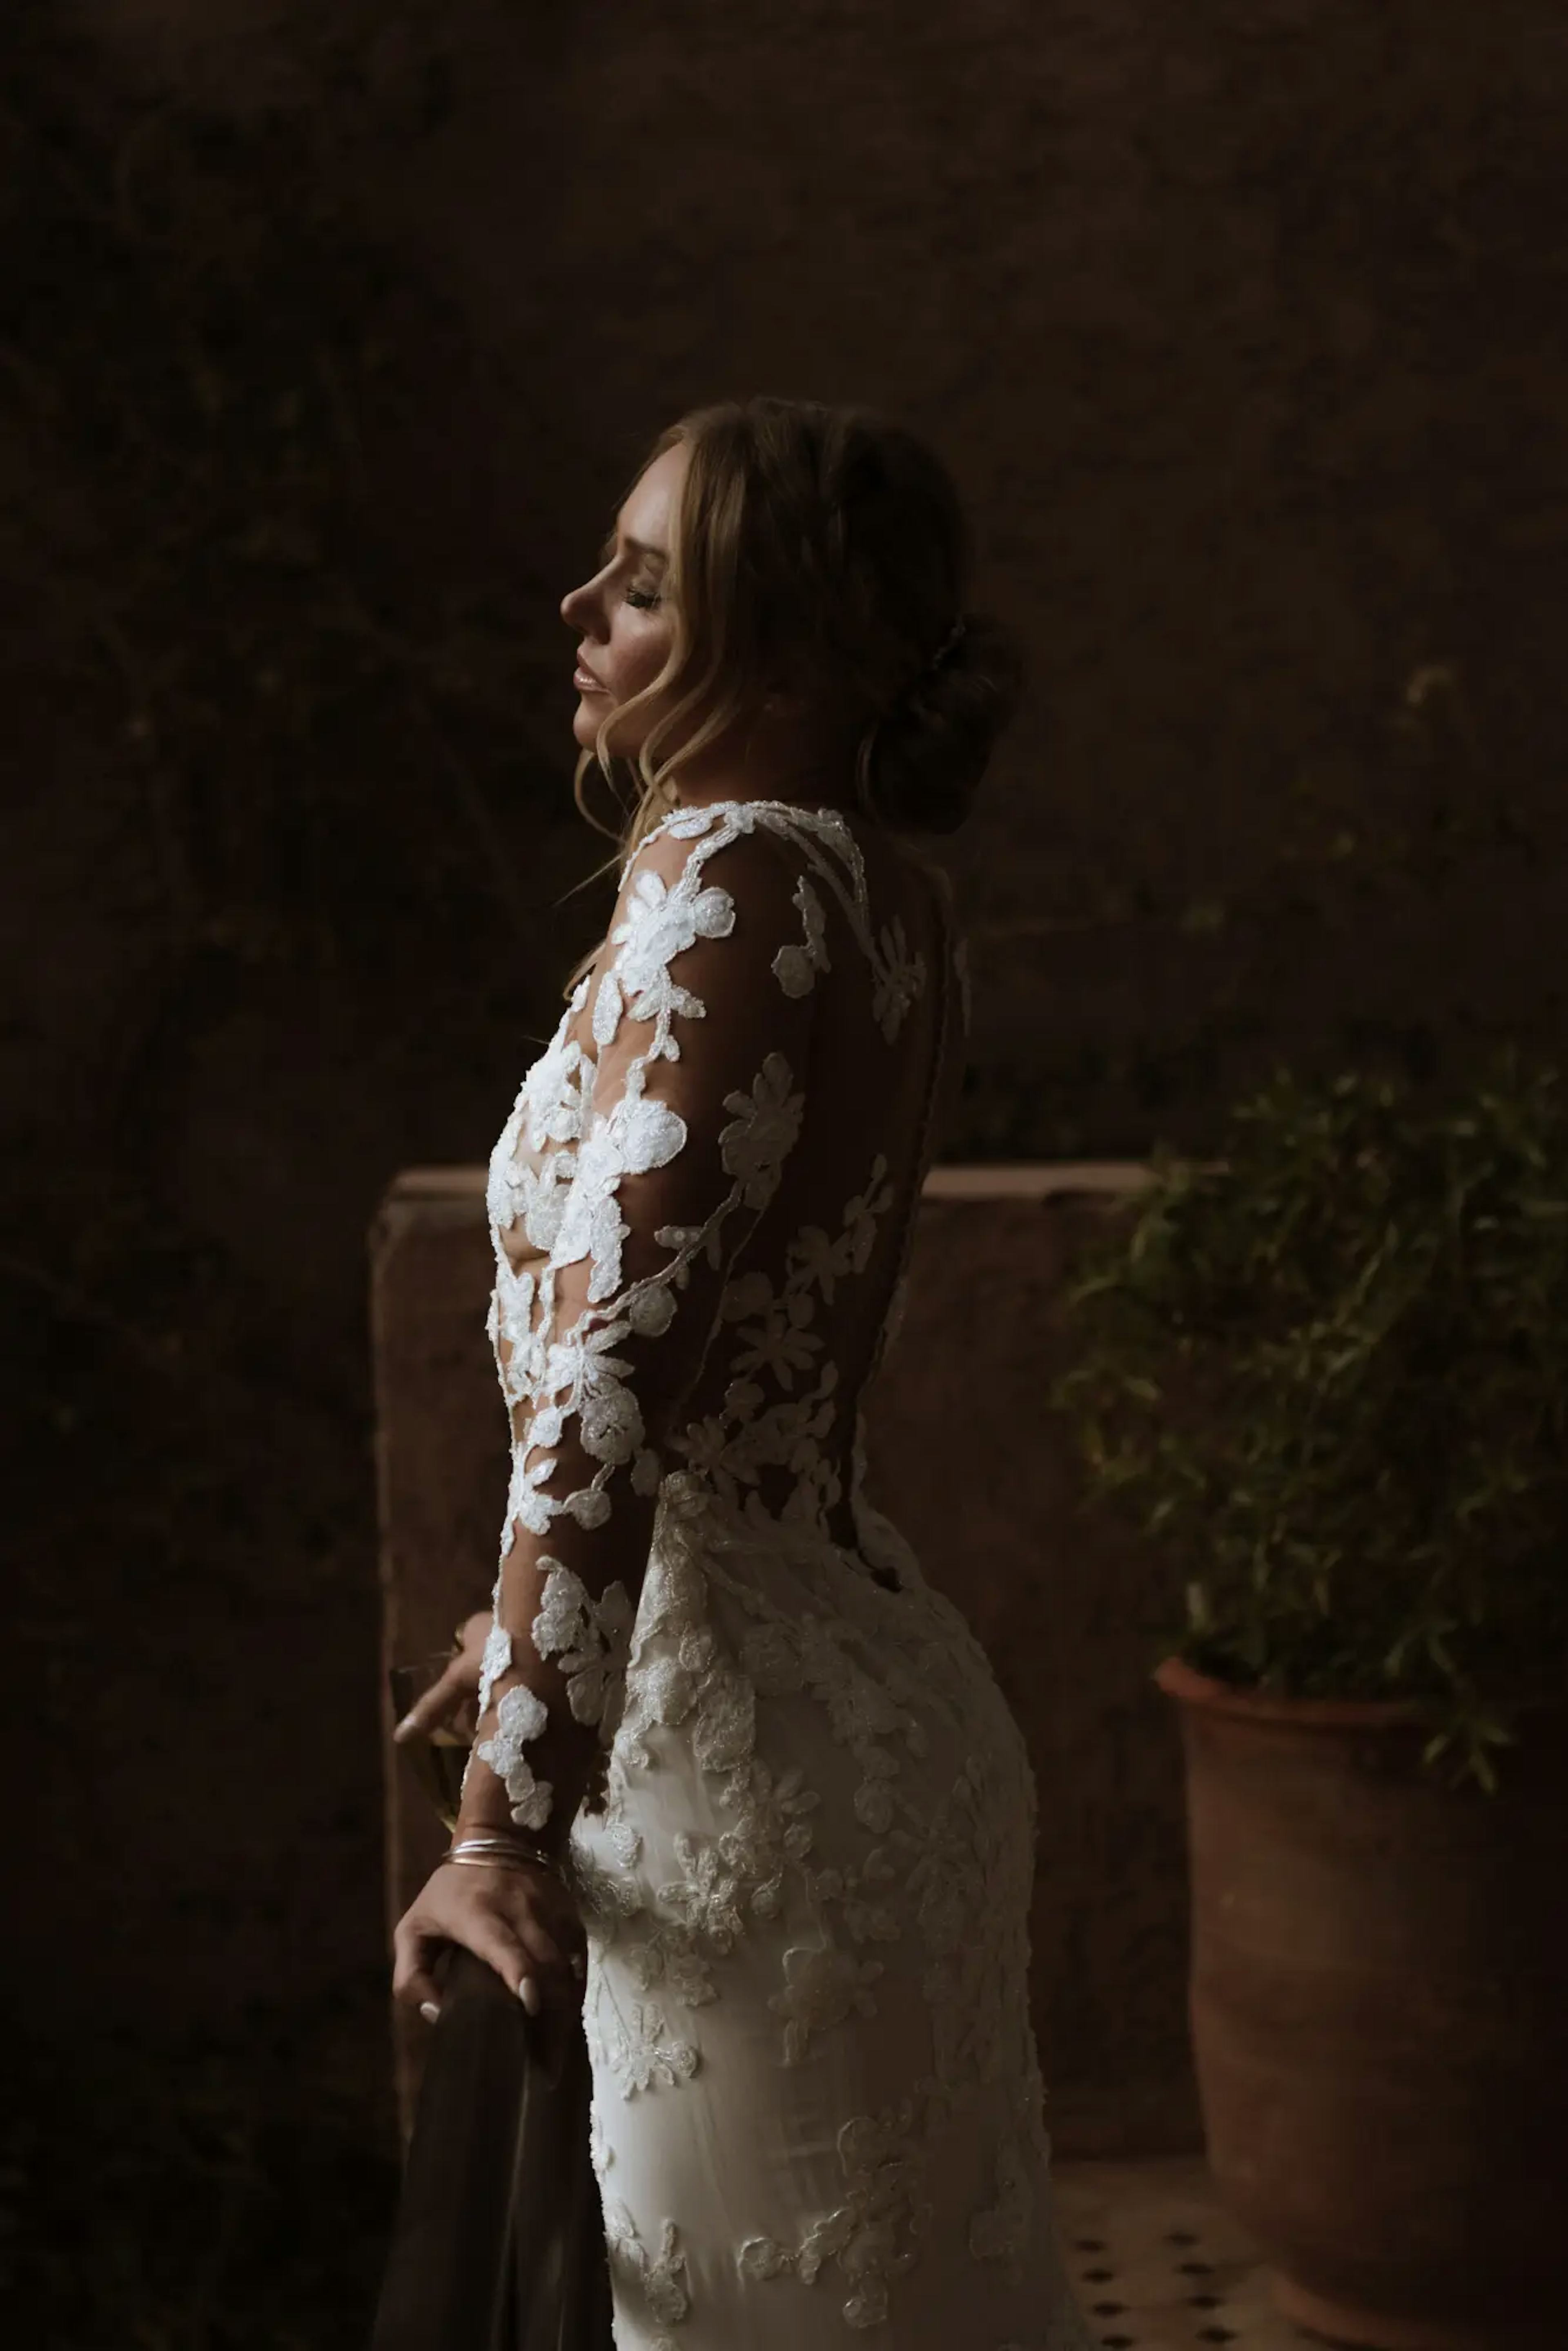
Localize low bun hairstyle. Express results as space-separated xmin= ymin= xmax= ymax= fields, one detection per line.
xmin=853 ymin=605 xmax=1026 ymax=837
xmin=574 ymin=395 xmax=1027 ymax=858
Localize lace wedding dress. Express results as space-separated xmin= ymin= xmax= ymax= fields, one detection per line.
xmin=475 ymin=794 xmax=1095 ymax=2349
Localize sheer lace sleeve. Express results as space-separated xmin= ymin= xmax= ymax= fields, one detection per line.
xmin=458 ymin=804 xmax=820 ymax=1843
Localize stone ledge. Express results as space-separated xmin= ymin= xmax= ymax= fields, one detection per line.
xmin=381 ymin=1158 xmax=1156 ymax=1206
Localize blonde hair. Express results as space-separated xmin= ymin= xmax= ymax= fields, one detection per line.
xmin=562 ymin=395 xmax=1024 ymax=994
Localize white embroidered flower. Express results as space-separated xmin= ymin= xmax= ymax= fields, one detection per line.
xmin=768 ymin=1941 xmax=883 ymax=2066
xmin=739 ymin=2082 xmax=940 ymax=2328
xmin=842 ymin=1153 xmax=894 ymax=1272
xmin=638 ymin=1653 xmax=698 ymax=1728
xmin=506 ymin=1445 xmax=560 ymax=1540
xmin=579 ymin=1369 xmax=644 ymax=1466
xmin=532 ymin=1314 xmax=644 ymax=1481
xmin=625 ymin=1925 xmax=717 ymax=2009
xmin=626 ymin=1280 xmax=677 ymax=1337
xmin=600 ymin=2007 xmax=700 ymax=2100
xmin=869 ymin=911 xmax=926 ymax=1041
xmin=476 ymin=1622 xmax=513 ymax=1716
xmin=689 ymin=1663 xmax=755 ymax=1776
xmin=474 ymin=1682 xmax=553 ymax=1828
xmin=719 ymin=1052 xmax=804 ymax=1209
xmin=761 ymin=1761 xmax=820 ymax=1863
xmin=677 ymin=799 xmax=750 ymax=838
xmin=521 ymin=1032 xmax=591 ymax=1152
xmin=678 ymin=1413 xmax=733 ymax=1479
xmin=608 ymin=861 xmax=735 ymax=1020
xmin=564 ymin=1482 xmax=612 ymax=1529
xmin=843 ymin=1890 xmax=901 ymax=1943
xmin=853 ymin=1767 xmax=897 ymax=1836
xmin=737 ymin=2208 xmax=856 ymax=2289
xmin=780 ymin=1389 xmax=837 ymax=1475
xmin=788 ymin=1221 xmax=853 ymax=1301
xmin=659 ymin=1832 xmax=747 ymax=1948
xmin=532 ymin=1562 xmax=634 ymax=1734
xmin=526 ymin=1402 xmax=565 ymax=1451
xmin=539 ymin=1313 xmax=627 ymax=1401
xmin=631 ymin=1444 xmax=663 ymax=1494
xmin=771 ymin=874 xmax=831 ymax=998
xmin=739 ymin=1621 xmax=804 ymax=1698
xmin=732 ymin=1292 xmax=822 ymax=1389
xmin=590 ymin=965 xmax=623 ymax=1049
xmin=719 ymin=1267 xmax=773 ymax=1321
xmin=555 ymin=1074 xmax=687 ymax=1300
xmin=587 ymin=2095 xmax=612 ymax=2180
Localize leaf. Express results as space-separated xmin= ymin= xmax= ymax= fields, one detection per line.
xmin=1048 ymin=1050 xmax=1568 ymax=1792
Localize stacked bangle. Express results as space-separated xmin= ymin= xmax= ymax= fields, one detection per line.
xmin=442 ymin=1831 xmax=565 ymax=1879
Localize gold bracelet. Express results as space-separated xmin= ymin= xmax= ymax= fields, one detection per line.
xmin=443 ymin=1850 xmax=541 ymax=1876
xmin=443 ymin=1833 xmax=564 ymax=1879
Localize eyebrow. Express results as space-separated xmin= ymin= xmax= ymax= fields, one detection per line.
xmin=599 ymin=528 xmax=668 ymax=568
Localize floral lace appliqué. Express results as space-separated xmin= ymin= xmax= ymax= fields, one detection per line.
xmin=772 ymin=871 xmax=833 ymax=998
xmin=473 ymin=1681 xmax=553 ymax=1828
xmin=737 ymin=2081 xmax=947 ymax=2329
xmin=868 ymin=912 xmax=926 ymax=1042
xmin=532 ymin=1557 xmax=634 ymax=1737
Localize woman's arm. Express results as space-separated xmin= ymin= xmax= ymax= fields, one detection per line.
xmin=393 ymin=809 xmax=819 ymax=2010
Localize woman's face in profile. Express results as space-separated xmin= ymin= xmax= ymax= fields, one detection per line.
xmin=561 ymin=441 xmax=686 ymax=759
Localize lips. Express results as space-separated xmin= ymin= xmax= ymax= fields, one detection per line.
xmin=574 ymin=656 xmax=607 ymax=692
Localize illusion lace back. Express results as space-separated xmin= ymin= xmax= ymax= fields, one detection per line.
xmin=476 ymin=797 xmax=1093 ymax=2349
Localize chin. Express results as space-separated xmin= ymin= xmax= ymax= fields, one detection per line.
xmin=572 ymin=700 xmax=607 ymax=751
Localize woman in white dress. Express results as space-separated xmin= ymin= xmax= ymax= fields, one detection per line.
xmin=391 ymin=396 xmax=1095 ymax=2350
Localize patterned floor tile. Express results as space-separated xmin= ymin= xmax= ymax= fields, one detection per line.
xmin=1052 ymin=2159 xmax=1316 ymax=2350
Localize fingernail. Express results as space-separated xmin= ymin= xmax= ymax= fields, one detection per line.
xmin=518 ymin=1976 xmax=541 ymax=2016
xmin=419 ymin=2001 xmax=440 ymax=2023
xmin=393 ymin=1716 xmax=416 ymax=1741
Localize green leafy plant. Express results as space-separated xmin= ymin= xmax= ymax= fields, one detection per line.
xmin=1049 ymin=1046 xmax=1568 ymax=1792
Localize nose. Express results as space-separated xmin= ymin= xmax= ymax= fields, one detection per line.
xmin=560 ymin=578 xmax=599 ymax=631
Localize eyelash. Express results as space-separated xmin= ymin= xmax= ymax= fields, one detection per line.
xmin=625 ymin=586 xmax=661 ymax=610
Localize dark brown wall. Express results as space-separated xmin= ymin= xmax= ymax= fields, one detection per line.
xmin=6 ymin=0 xmax=1566 ymax=2335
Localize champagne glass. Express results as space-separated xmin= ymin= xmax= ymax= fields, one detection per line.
xmin=389 ymin=1652 xmax=472 ymax=1832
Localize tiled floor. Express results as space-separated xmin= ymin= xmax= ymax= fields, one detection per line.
xmin=1052 ymin=2159 xmax=1313 ymax=2349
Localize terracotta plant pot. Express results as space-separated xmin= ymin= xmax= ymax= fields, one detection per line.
xmin=1156 ymin=1655 xmax=1568 ymax=2351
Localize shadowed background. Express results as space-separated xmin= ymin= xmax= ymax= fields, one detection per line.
xmin=4 ymin=0 xmax=1566 ymax=2338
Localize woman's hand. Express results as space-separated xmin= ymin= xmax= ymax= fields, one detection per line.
xmin=392 ymin=1609 xmax=492 ymax=1746
xmin=392 ymin=1854 xmax=588 ymax=2022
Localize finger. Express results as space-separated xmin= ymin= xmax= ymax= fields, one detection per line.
xmin=518 ymin=1910 xmax=570 ymax=1978
xmin=393 ymin=1654 xmax=470 ymax=1741
xmin=391 ymin=1916 xmax=447 ymax=2018
xmin=461 ymin=1904 xmax=536 ymax=2005
xmin=517 ymin=1913 xmax=592 ymax=2015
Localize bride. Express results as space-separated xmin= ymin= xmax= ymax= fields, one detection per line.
xmin=390 ymin=395 xmax=1094 ymax=2349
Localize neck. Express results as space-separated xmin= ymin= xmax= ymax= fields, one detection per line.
xmin=667 ymin=704 xmax=863 ymax=815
